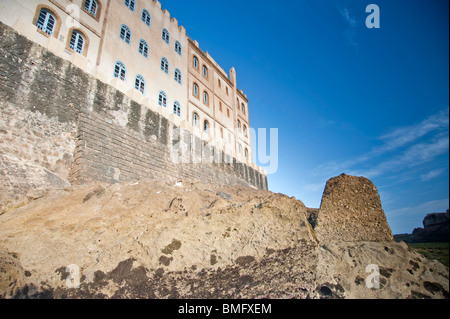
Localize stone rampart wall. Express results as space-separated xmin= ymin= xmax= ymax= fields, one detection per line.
xmin=0 ymin=22 xmax=267 ymax=208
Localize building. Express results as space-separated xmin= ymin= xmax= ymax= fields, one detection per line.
xmin=0 ymin=0 xmax=254 ymax=164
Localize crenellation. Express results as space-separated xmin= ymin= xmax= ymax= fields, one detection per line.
xmin=153 ymin=0 xmax=162 ymax=9
xmin=162 ymin=9 xmax=170 ymax=18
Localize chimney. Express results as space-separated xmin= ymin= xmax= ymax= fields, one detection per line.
xmin=229 ymin=67 xmax=236 ymax=86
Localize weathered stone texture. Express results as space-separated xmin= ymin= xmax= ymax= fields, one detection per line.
xmin=316 ymin=174 xmax=394 ymax=242
xmin=0 ymin=182 xmax=448 ymax=299
xmin=0 ymin=104 xmax=76 ymax=209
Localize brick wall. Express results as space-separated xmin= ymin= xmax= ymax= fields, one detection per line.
xmin=0 ymin=22 xmax=82 ymax=207
xmin=72 ymin=107 xmax=267 ymax=189
xmin=0 ymin=22 xmax=267 ymax=208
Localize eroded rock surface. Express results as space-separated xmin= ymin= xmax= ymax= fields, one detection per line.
xmin=0 ymin=176 xmax=448 ymax=299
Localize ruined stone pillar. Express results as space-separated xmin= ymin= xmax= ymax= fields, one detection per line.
xmin=316 ymin=174 xmax=393 ymax=242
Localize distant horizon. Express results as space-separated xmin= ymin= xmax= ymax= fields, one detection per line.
xmin=392 ymin=209 xmax=449 ymax=235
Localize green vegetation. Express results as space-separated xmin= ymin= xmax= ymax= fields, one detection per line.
xmin=408 ymin=242 xmax=449 ymax=267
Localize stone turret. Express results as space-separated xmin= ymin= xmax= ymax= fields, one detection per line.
xmin=316 ymin=174 xmax=394 ymax=242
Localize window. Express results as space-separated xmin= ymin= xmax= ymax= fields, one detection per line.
xmin=69 ymin=30 xmax=85 ymax=54
xmin=174 ymin=68 xmax=182 ymax=85
xmin=175 ymin=41 xmax=182 ymax=55
xmin=124 ymin=0 xmax=135 ymax=12
xmin=162 ymin=28 xmax=170 ymax=44
xmin=226 ymin=87 xmax=229 ymax=95
xmin=84 ymin=0 xmax=98 ymax=17
xmin=243 ymin=125 xmax=247 ymax=136
xmin=173 ymin=101 xmax=181 ymax=118
xmin=141 ymin=9 xmax=151 ymax=27
xmin=113 ymin=61 xmax=126 ymax=81
xmin=204 ymin=120 xmax=209 ymax=134
xmin=245 ymin=148 xmax=248 ymax=160
xmin=193 ymin=83 xmax=199 ymax=97
xmin=236 ymin=98 xmax=239 ymax=108
xmin=193 ymin=113 xmax=199 ymax=127
xmin=219 ymin=101 xmax=222 ymax=112
xmin=242 ymin=103 xmax=246 ymax=114
xmin=238 ymin=144 xmax=242 ymax=154
xmin=218 ymin=79 xmax=221 ymax=88
xmin=160 ymin=57 xmax=169 ymax=74
xmin=158 ymin=91 xmax=167 ymax=107
xmin=202 ymin=65 xmax=208 ymax=78
xmin=220 ymin=127 xmax=223 ymax=138
xmin=120 ymin=24 xmax=131 ymax=44
xmin=237 ymin=120 xmax=241 ymax=130
xmin=227 ymin=108 xmax=230 ymax=118
xmin=135 ymin=75 xmax=145 ymax=94
xmin=36 ymin=9 xmax=56 ymax=35
xmin=203 ymin=91 xmax=209 ymax=105
xmin=138 ymin=39 xmax=149 ymax=58
xmin=193 ymin=56 xmax=198 ymax=69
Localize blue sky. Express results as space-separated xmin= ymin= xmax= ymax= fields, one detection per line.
xmin=164 ymin=0 xmax=449 ymax=234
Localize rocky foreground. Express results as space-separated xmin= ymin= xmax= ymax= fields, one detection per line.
xmin=0 ymin=174 xmax=448 ymax=299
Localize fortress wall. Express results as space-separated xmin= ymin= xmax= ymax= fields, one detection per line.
xmin=316 ymin=174 xmax=393 ymax=242
xmin=0 ymin=22 xmax=267 ymax=207
xmin=73 ymin=107 xmax=267 ymax=189
xmin=0 ymin=22 xmax=84 ymax=206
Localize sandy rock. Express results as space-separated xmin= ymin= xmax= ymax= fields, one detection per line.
xmin=316 ymin=241 xmax=449 ymax=299
xmin=0 ymin=181 xmax=316 ymax=298
xmin=0 ymin=178 xmax=447 ymax=299
xmin=0 ymin=249 xmax=28 ymax=298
